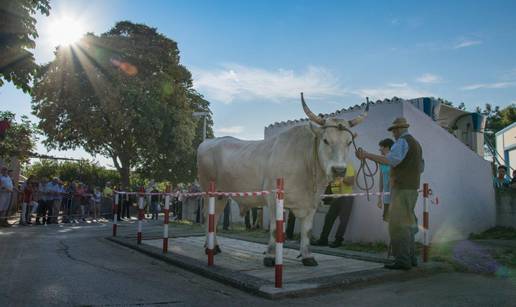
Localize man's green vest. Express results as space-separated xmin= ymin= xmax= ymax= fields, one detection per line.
xmin=391 ymin=134 xmax=423 ymax=190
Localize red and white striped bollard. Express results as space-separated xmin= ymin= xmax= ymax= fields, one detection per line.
xmin=275 ymin=177 xmax=284 ymax=288
xmin=163 ymin=185 xmax=171 ymax=253
xmin=112 ymin=193 xmax=119 ymax=236
xmin=207 ymin=181 xmax=216 ymax=266
xmin=422 ymin=183 xmax=430 ymax=262
xmin=137 ymin=187 xmax=144 ymax=244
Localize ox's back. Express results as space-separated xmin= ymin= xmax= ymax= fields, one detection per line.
xmin=197 ymin=136 xmax=273 ymax=193
xmin=197 ymin=126 xmax=319 ymax=207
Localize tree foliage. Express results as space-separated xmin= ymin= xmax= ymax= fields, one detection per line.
xmin=0 ymin=111 xmax=37 ymax=163
xmin=0 ymin=0 xmax=50 ymax=93
xmin=477 ymin=103 xmax=516 ymax=134
xmin=31 ymin=21 xmax=213 ymax=187
xmin=24 ymin=160 xmax=120 ymax=187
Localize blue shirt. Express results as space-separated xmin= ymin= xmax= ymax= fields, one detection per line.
xmin=493 ymin=175 xmax=511 ymax=188
xmin=380 ymin=164 xmax=391 ymax=204
xmin=386 ymin=132 xmax=409 ymax=167
xmin=386 ymin=132 xmax=425 ymax=172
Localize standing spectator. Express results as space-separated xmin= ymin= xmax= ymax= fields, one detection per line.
xmin=222 ymin=199 xmax=231 ymax=230
xmin=121 ymin=193 xmax=132 ymax=220
xmin=76 ymin=183 xmax=88 ymax=222
xmin=92 ymin=187 xmax=101 ymax=222
xmin=0 ymin=166 xmax=14 ymax=227
xmin=150 ymin=186 xmax=160 ymax=220
xmin=378 ymin=138 xmax=395 ymax=222
xmin=62 ymin=182 xmax=75 ymax=223
xmin=20 ymin=176 xmax=35 ymax=225
xmin=172 ymin=184 xmax=183 ymax=220
xmin=312 ymin=163 xmax=356 ymax=248
xmin=494 ymin=165 xmax=511 ymax=188
xmin=191 ymin=181 xmax=203 ymax=224
xmin=48 ymin=177 xmax=63 ymax=224
xmin=36 ymin=177 xmax=50 ymax=225
xmin=511 ymin=170 xmax=516 ymax=189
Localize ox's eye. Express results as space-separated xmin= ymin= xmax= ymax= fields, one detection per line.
xmin=323 ymin=139 xmax=329 ymax=145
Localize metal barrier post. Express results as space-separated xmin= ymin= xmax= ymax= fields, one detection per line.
xmin=163 ymin=185 xmax=171 ymax=253
xmin=275 ymin=177 xmax=284 ymax=288
xmin=207 ymin=181 xmax=216 ymax=266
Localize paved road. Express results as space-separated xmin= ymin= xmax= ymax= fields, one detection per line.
xmin=1 ymin=222 xmax=515 ymax=306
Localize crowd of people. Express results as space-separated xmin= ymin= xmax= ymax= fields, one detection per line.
xmin=16 ymin=176 xmax=111 ymax=226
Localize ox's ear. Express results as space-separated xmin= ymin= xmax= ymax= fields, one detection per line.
xmin=309 ymin=122 xmax=323 ymax=136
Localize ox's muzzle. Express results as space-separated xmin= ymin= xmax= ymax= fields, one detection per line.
xmin=331 ymin=166 xmax=347 ymax=177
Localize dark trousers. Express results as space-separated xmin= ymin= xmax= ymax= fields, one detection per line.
xmin=122 ymin=200 xmax=131 ymax=219
xmin=286 ymin=210 xmax=296 ymax=239
xmin=173 ymin=200 xmax=182 ymax=220
xmin=223 ymin=200 xmax=231 ymax=230
xmin=195 ymin=198 xmax=202 ymax=224
xmin=245 ymin=207 xmax=259 ymax=229
xmin=37 ymin=200 xmax=51 ymax=224
xmin=320 ymin=197 xmax=354 ymax=242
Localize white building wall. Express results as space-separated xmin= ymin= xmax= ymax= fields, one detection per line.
xmin=264 ymin=101 xmax=496 ymax=243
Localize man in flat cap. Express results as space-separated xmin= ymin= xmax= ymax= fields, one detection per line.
xmin=356 ymin=117 xmax=424 ymax=270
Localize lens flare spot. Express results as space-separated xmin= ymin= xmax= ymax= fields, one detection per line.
xmin=110 ymin=59 xmax=138 ymax=76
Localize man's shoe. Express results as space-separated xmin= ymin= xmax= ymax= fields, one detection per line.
xmin=311 ymin=238 xmax=328 ymax=246
xmin=384 ymin=263 xmax=411 ymax=270
xmin=329 ymin=240 xmax=343 ymax=248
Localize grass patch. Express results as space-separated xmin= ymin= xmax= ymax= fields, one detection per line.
xmin=469 ymin=226 xmax=516 ymax=240
xmin=338 ymin=242 xmax=388 ymax=253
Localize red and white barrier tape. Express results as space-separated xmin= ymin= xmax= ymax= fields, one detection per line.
xmin=320 ymin=192 xmax=390 ymax=198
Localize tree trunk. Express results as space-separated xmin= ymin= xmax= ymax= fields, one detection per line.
xmin=119 ymin=165 xmax=130 ymax=190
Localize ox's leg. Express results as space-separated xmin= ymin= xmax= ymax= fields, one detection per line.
xmin=300 ymin=208 xmax=318 ymax=266
xmin=263 ymin=202 xmax=277 ymax=267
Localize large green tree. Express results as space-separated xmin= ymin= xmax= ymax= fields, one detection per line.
xmin=0 ymin=111 xmax=38 ymax=163
xmin=31 ymin=21 xmax=212 ymax=187
xmin=0 ymin=0 xmax=50 ymax=93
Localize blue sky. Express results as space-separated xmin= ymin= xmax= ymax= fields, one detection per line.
xmin=1 ymin=0 xmax=515 ymax=167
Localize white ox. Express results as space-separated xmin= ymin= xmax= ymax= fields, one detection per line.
xmin=197 ymin=93 xmax=368 ymax=266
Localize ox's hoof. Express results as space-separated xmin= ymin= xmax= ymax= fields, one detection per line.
xmin=302 ymin=257 xmax=318 ymax=266
xmin=204 ymin=245 xmax=222 ymax=255
xmin=263 ymin=257 xmax=275 ymax=267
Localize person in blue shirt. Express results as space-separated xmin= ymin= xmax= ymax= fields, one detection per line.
xmin=493 ymin=165 xmax=511 ymax=188
xmin=377 ymin=138 xmax=394 ymax=222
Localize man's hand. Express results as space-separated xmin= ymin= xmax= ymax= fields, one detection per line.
xmin=356 ymin=147 xmax=367 ymax=160
xmin=376 ymin=198 xmax=383 ymax=209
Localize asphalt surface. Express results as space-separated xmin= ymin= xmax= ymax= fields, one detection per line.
xmin=1 ymin=221 xmax=515 ymax=307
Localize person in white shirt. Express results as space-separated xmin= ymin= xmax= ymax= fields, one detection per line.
xmin=0 ymin=166 xmax=14 ymax=227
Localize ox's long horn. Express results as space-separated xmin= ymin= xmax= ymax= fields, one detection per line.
xmin=348 ymin=97 xmax=370 ymax=127
xmin=301 ymin=92 xmax=325 ymax=126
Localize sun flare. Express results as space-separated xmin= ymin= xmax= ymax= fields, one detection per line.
xmin=47 ymin=17 xmax=86 ymax=47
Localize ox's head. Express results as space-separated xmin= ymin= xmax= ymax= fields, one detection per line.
xmin=301 ymin=92 xmax=369 ymax=180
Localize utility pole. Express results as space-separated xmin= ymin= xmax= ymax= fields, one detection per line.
xmin=192 ymin=112 xmax=209 ymax=141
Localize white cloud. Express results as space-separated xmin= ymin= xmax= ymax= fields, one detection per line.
xmin=215 ymin=126 xmax=244 ymax=134
xmin=192 ymin=64 xmax=346 ymax=104
xmin=461 ymin=82 xmax=516 ymax=91
xmin=417 ymin=73 xmax=442 ymax=84
xmin=354 ymin=83 xmax=430 ymax=100
xmin=453 ymin=39 xmax=482 ymax=49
